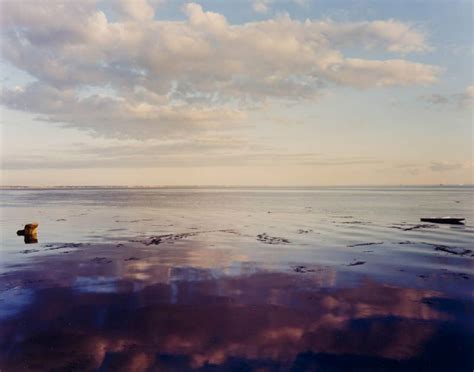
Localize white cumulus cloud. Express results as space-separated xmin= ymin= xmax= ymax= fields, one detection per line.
xmin=0 ymin=1 xmax=440 ymax=139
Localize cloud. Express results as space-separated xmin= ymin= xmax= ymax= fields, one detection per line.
xmin=292 ymin=0 xmax=308 ymax=6
xmin=0 ymin=1 xmax=440 ymax=139
xmin=407 ymin=168 xmax=420 ymax=176
xmin=315 ymin=19 xmax=432 ymax=53
xmin=394 ymin=163 xmax=422 ymax=176
xmin=429 ymin=162 xmax=464 ymax=172
xmin=106 ymin=0 xmax=156 ymax=21
xmin=252 ymin=0 xmax=272 ymax=13
xmin=419 ymin=94 xmax=449 ymax=105
xmin=327 ymin=59 xmax=440 ymax=88
xmin=1 ymin=135 xmax=381 ymax=169
xmin=0 ymin=82 xmax=246 ymax=139
xmin=419 ymin=85 xmax=474 ymax=109
xmin=457 ymin=85 xmax=474 ymax=108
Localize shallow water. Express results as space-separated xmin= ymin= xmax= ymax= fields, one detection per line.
xmin=0 ymin=187 xmax=473 ymax=370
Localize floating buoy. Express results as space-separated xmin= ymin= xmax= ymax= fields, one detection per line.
xmin=17 ymin=223 xmax=39 ymax=244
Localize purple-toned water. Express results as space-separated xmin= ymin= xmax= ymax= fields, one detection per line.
xmin=0 ymin=187 xmax=473 ymax=370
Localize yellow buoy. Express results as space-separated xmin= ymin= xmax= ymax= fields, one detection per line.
xmin=17 ymin=223 xmax=39 ymax=244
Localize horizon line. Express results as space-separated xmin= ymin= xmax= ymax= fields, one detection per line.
xmin=1 ymin=184 xmax=473 ymax=189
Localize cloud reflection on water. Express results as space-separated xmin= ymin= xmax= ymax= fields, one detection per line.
xmin=1 ymin=253 xmax=471 ymax=371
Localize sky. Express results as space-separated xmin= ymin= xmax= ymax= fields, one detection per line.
xmin=0 ymin=0 xmax=472 ymax=186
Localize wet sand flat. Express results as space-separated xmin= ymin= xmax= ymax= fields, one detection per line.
xmin=0 ymin=187 xmax=473 ymax=371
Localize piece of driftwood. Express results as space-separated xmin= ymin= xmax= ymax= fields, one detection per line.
xmin=420 ymin=217 xmax=465 ymax=225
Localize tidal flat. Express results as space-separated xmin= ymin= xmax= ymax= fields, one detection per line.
xmin=0 ymin=187 xmax=473 ymax=371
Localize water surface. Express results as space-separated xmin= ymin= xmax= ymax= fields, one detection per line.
xmin=0 ymin=187 xmax=473 ymax=370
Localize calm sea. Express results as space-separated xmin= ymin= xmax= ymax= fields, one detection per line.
xmin=1 ymin=186 xmax=473 ymax=266
xmin=0 ymin=186 xmax=473 ymax=370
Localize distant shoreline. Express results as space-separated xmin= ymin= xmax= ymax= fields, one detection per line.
xmin=1 ymin=185 xmax=473 ymax=190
